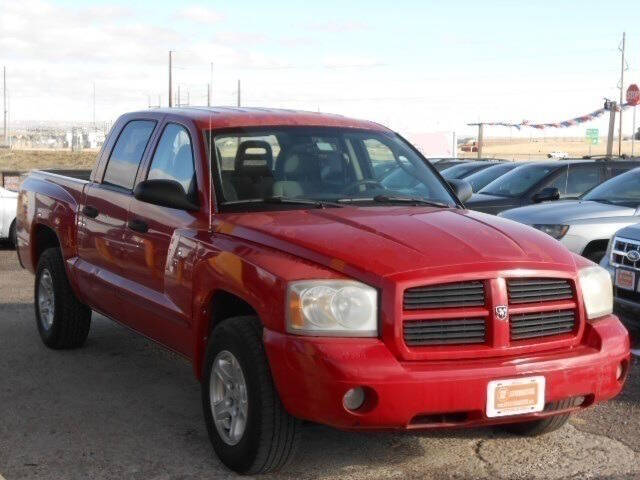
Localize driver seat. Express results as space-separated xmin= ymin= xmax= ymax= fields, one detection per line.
xmin=272 ymin=143 xmax=320 ymax=197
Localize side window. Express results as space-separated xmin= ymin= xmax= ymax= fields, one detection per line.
xmin=544 ymin=168 xmax=568 ymax=196
xmin=103 ymin=120 xmax=156 ymax=189
xmin=147 ymin=124 xmax=197 ymax=198
xmin=565 ymin=165 xmax=601 ymax=196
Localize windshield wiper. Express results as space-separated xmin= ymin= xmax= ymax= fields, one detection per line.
xmin=372 ymin=194 xmax=451 ymax=208
xmin=262 ymin=196 xmax=344 ymax=208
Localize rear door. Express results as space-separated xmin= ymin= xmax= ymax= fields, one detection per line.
xmin=76 ymin=118 xmax=158 ymax=318
xmin=118 ymin=121 xmax=202 ymax=355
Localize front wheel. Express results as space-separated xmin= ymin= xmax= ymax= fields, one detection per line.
xmin=202 ymin=316 xmax=299 ymax=474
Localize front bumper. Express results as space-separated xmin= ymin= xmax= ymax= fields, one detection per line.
xmin=264 ymin=314 xmax=629 ymax=430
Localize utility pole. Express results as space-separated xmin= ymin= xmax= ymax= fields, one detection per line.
xmin=3 ymin=66 xmax=7 ymax=145
xmin=477 ymin=123 xmax=484 ymax=159
xmin=618 ymin=32 xmax=626 ymax=156
xmin=209 ymin=62 xmax=213 ymax=107
xmin=452 ymin=131 xmax=457 ymax=159
xmin=606 ymin=100 xmax=617 ymax=157
xmin=168 ymin=50 xmax=174 ymax=107
xmin=237 ymin=79 xmax=241 ymax=107
xmin=92 ymin=82 xmax=96 ymax=128
xmin=177 ymin=85 xmax=181 ymax=107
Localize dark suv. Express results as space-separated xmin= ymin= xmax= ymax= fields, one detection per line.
xmin=466 ymin=160 xmax=640 ymax=215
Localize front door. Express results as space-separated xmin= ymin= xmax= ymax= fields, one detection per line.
xmin=76 ymin=119 xmax=157 ymax=318
xmin=119 ymin=122 xmax=201 ymax=355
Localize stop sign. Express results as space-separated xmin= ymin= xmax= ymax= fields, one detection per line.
xmin=627 ymin=84 xmax=640 ymax=106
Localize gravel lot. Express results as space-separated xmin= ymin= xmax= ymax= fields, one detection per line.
xmin=1 ymin=247 xmax=640 ymax=480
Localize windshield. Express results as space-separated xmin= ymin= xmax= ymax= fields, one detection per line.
xmin=479 ymin=164 xmax=559 ymax=197
xmin=208 ymin=127 xmax=456 ymax=210
xmin=441 ymin=162 xmax=490 ymax=180
xmin=465 ymin=163 xmax=518 ymax=192
xmin=583 ymin=168 xmax=640 ymax=207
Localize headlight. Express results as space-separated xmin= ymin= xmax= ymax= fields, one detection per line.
xmin=533 ymin=224 xmax=569 ymax=240
xmin=286 ymin=280 xmax=378 ymax=336
xmin=578 ymin=265 xmax=613 ymax=320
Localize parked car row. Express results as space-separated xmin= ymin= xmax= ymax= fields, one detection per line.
xmin=440 ymin=156 xmax=640 ymax=330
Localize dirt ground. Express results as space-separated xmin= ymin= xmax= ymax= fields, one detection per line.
xmin=1 ymin=246 xmax=640 ymax=480
xmin=459 ymin=138 xmax=640 ymax=161
xmin=0 ymin=149 xmax=97 ymax=172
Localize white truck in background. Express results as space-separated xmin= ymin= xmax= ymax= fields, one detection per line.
xmin=0 ymin=186 xmax=17 ymax=245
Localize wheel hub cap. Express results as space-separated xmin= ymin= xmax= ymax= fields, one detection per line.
xmin=38 ymin=269 xmax=55 ymax=330
xmin=210 ymin=350 xmax=248 ymax=445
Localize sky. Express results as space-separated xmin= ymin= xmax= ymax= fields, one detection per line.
xmin=1 ymin=0 xmax=640 ymax=137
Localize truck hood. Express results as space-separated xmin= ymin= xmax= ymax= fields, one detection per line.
xmin=500 ymin=200 xmax=635 ymax=224
xmin=214 ymin=206 xmax=574 ymax=278
xmin=614 ymin=222 xmax=640 ymax=240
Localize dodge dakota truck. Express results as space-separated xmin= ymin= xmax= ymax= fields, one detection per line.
xmin=16 ymin=107 xmax=630 ymax=474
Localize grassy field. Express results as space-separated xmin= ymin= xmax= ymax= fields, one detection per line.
xmin=0 ymin=148 xmax=97 ymax=172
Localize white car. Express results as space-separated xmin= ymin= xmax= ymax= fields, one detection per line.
xmin=547 ymin=151 xmax=569 ymax=159
xmin=0 ymin=186 xmax=18 ymax=245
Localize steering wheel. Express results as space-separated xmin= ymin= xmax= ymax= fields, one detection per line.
xmin=342 ymin=179 xmax=384 ymax=194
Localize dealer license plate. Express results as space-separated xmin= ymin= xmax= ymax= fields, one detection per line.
xmin=486 ymin=376 xmax=545 ymax=418
xmin=615 ymin=269 xmax=636 ymax=291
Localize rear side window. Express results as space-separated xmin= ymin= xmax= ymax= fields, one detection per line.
xmin=147 ymin=124 xmax=197 ymax=198
xmin=565 ymin=165 xmax=601 ymax=196
xmin=103 ymin=120 xmax=156 ymax=189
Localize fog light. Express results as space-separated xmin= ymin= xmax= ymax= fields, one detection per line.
xmin=343 ymin=387 xmax=365 ymax=411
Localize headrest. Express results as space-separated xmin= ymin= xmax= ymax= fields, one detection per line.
xmin=234 ymin=140 xmax=273 ymax=177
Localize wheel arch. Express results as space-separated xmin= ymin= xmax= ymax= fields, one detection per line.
xmin=193 ymin=288 xmax=260 ymax=379
xmin=582 ymin=239 xmax=609 ymax=262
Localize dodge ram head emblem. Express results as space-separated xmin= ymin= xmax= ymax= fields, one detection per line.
xmin=626 ymin=250 xmax=640 ymax=262
xmin=495 ymin=306 xmax=508 ymax=320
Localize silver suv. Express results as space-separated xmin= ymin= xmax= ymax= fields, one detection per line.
xmin=500 ymin=168 xmax=640 ymax=262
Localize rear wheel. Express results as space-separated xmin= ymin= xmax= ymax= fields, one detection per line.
xmin=202 ymin=316 xmax=299 ymax=474
xmin=499 ymin=412 xmax=570 ymax=436
xmin=35 ymin=247 xmax=91 ymax=349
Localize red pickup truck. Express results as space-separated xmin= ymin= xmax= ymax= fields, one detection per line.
xmin=16 ymin=108 xmax=629 ymax=474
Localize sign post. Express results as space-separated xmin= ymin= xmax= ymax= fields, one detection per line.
xmin=585 ymin=128 xmax=599 ymax=156
xmin=627 ymin=84 xmax=640 ymax=157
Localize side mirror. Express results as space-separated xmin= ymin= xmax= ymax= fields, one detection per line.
xmin=134 ymin=179 xmax=199 ymax=211
xmin=532 ymin=187 xmax=560 ymax=203
xmin=448 ymin=179 xmax=473 ymax=203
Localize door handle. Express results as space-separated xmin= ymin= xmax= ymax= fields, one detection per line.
xmin=82 ymin=205 xmax=99 ymax=218
xmin=128 ymin=219 xmax=149 ymax=233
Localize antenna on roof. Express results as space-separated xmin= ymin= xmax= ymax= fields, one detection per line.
xmin=237 ymin=79 xmax=241 ymax=107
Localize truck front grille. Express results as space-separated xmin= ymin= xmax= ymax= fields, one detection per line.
xmin=611 ymin=237 xmax=640 ymax=270
xmin=506 ymin=278 xmax=573 ymax=304
xmin=403 ymin=318 xmax=486 ymax=346
xmin=403 ymin=281 xmax=485 ymax=310
xmin=510 ymin=309 xmax=576 ymax=340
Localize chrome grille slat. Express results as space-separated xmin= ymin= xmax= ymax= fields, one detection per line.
xmin=611 ymin=236 xmax=640 ymax=271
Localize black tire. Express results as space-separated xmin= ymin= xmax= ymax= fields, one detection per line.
xmin=500 ymin=412 xmax=570 ymax=436
xmin=35 ymin=247 xmax=91 ymax=349
xmin=585 ymin=250 xmax=606 ymax=264
xmin=8 ymin=220 xmax=16 ymax=248
xmin=202 ymin=316 xmax=299 ymax=474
